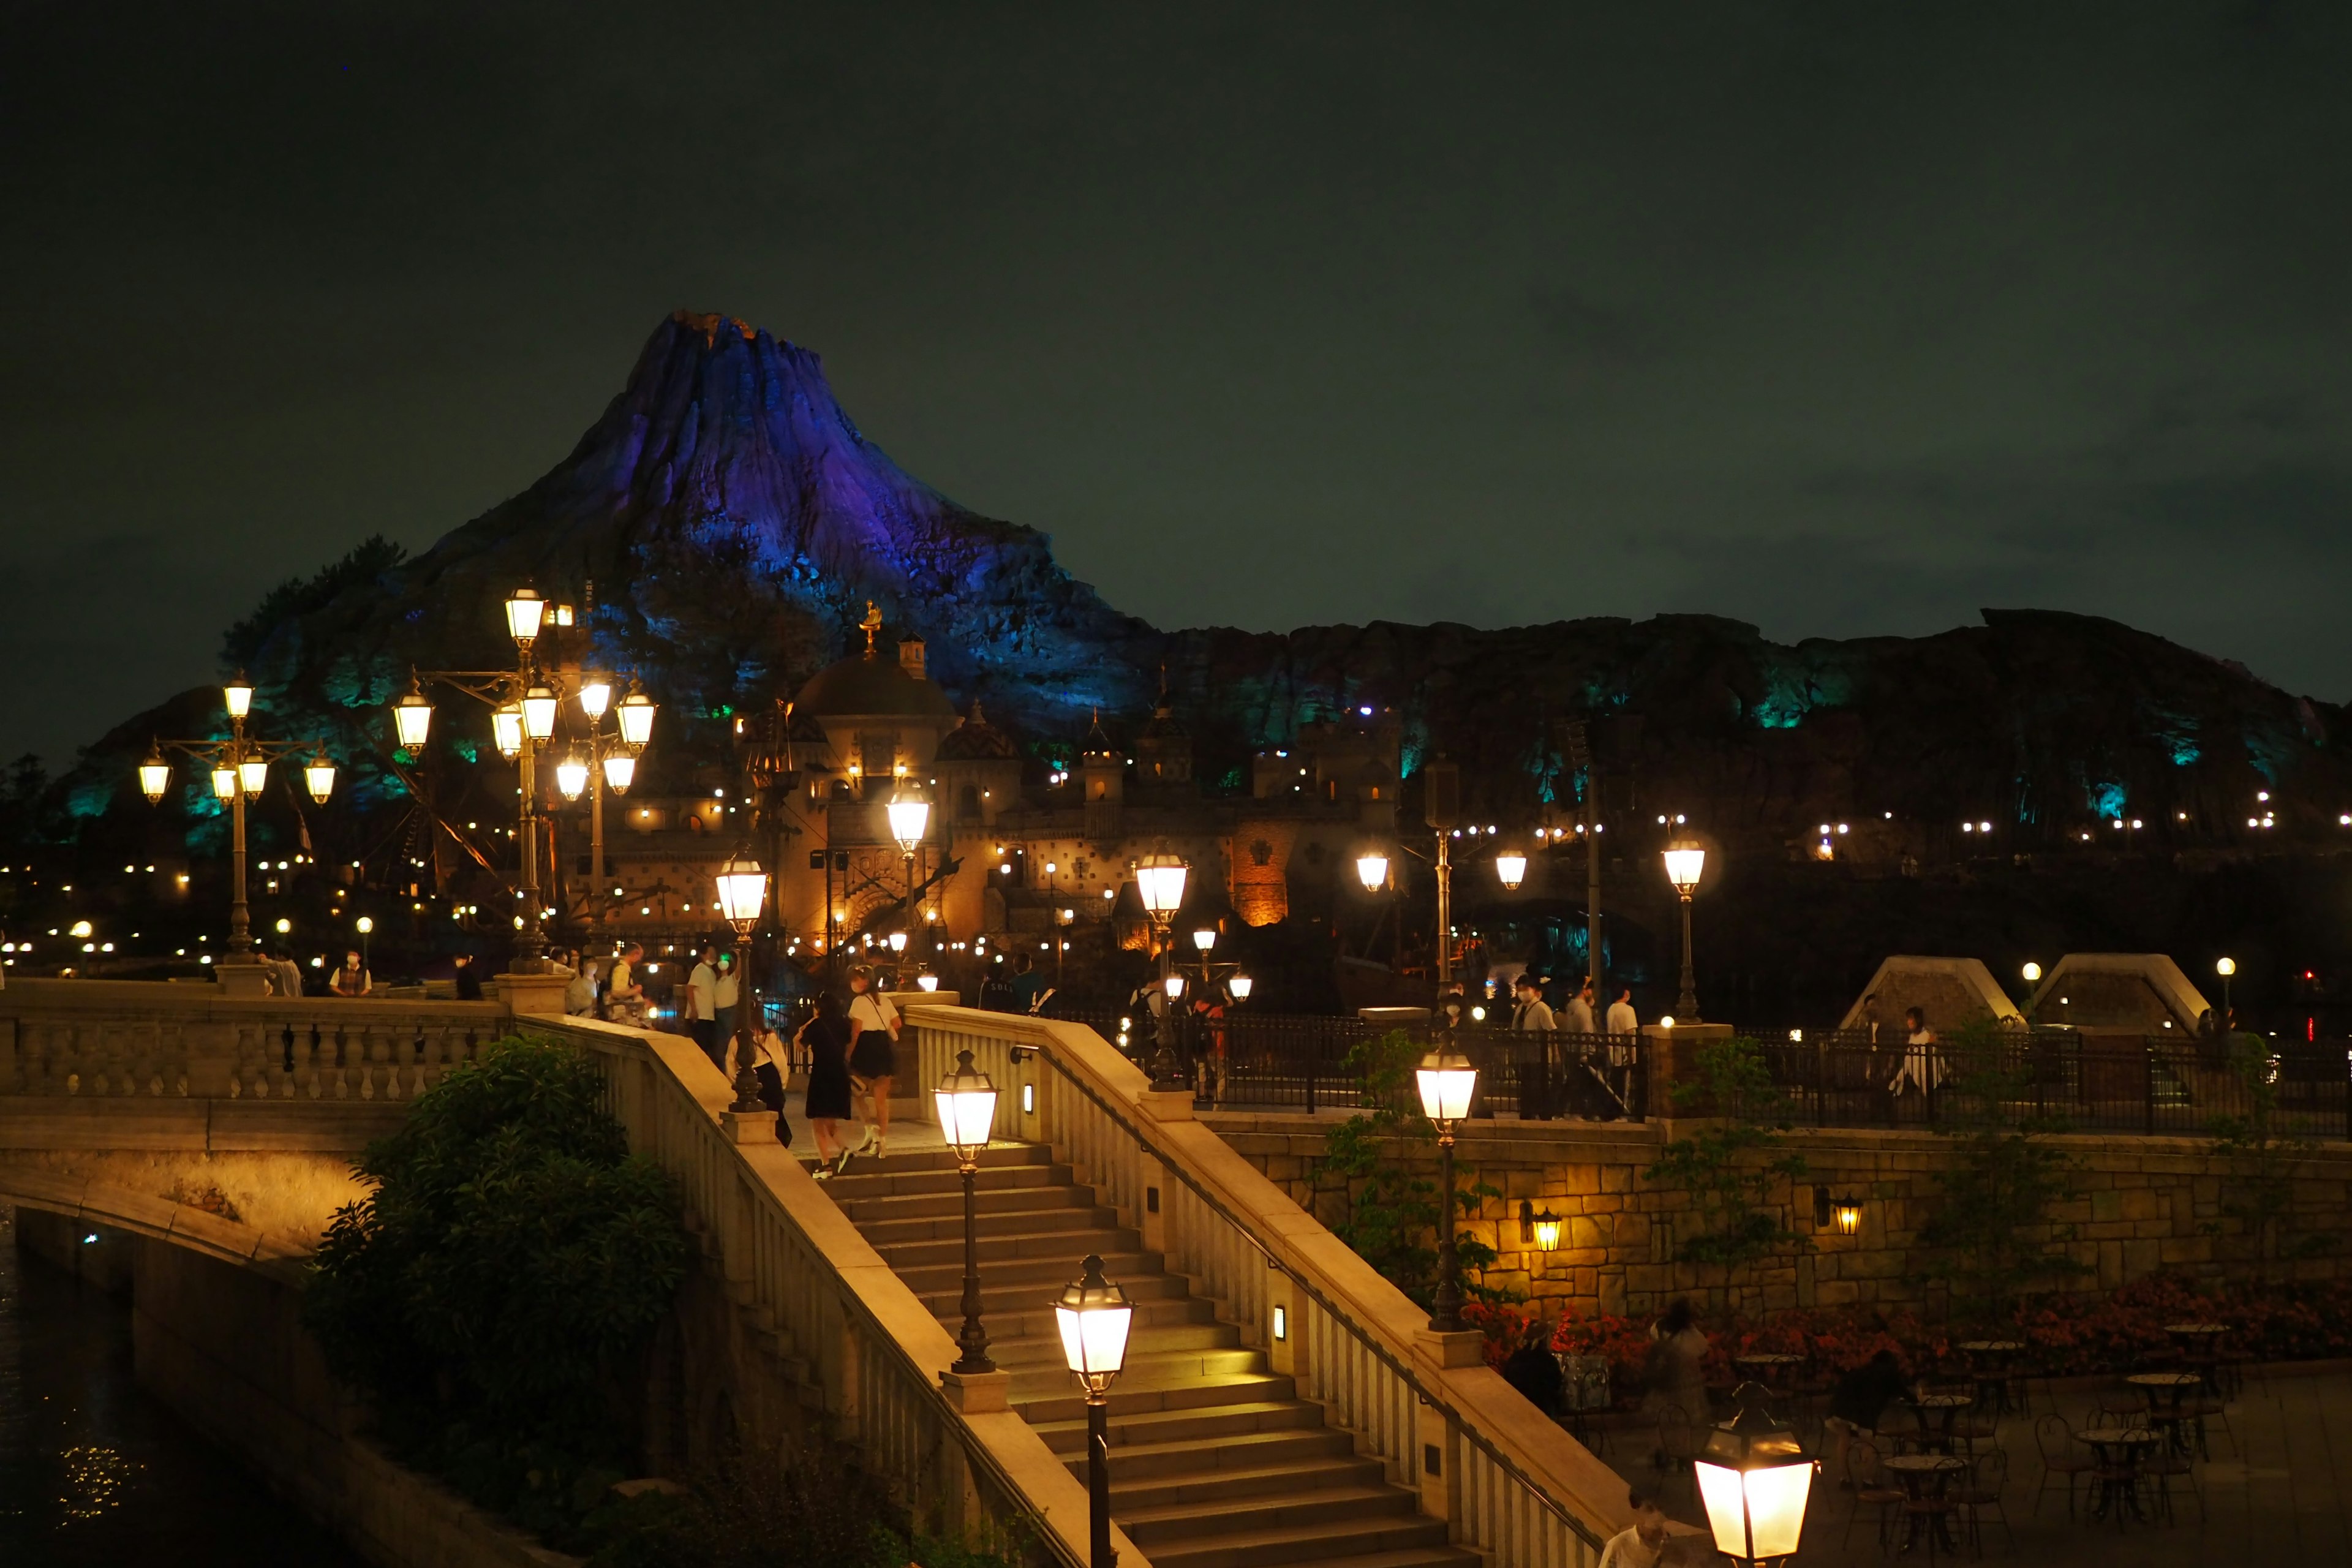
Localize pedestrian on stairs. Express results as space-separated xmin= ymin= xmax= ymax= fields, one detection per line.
xmin=798 ymin=992 xmax=855 ymax=1175
xmin=846 ymin=966 xmax=901 ymax=1158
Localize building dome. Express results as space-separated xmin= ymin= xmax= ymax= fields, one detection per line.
xmin=937 ymin=701 xmax=1020 ymax=761
xmin=795 ymin=652 xmax=957 ymax=720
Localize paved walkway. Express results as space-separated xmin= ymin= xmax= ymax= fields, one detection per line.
xmin=1607 ymin=1365 xmax=2352 ymax=1565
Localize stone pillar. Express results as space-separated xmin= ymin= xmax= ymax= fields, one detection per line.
xmin=498 ymin=972 xmax=571 ymax=1019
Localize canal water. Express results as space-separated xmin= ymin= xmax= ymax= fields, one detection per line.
xmin=0 ymin=1209 xmax=364 ymax=1566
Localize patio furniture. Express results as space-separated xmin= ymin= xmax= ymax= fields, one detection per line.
xmin=1843 ymin=1438 xmax=1911 ymax=1555
xmin=2032 ymin=1414 xmax=2094 ymax=1518
xmin=1951 ymin=1446 xmax=2016 ymax=1556
xmin=2125 ymin=1370 xmax=2204 ymax=1458
xmin=1884 ymin=1452 xmax=1968 ymax=1561
xmin=2075 ymin=1425 xmax=2161 ymax=1528
xmin=1956 ymin=1338 xmax=2026 ymax=1420
xmin=1904 ymin=1392 xmax=1975 ymax=1453
xmin=2142 ymin=1440 xmax=2202 ymax=1526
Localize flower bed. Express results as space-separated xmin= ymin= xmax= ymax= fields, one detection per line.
xmin=1463 ymin=1276 xmax=2352 ymax=1390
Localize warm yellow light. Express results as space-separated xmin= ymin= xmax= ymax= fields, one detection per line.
xmin=1415 ymin=1047 xmax=1478 ymax=1126
xmin=2217 ymin=957 xmax=2236 ymax=978
xmin=70 ymin=920 xmax=92 ymax=938
xmin=616 ymin=686 xmax=657 ymax=748
xmin=1191 ymin=927 xmax=1217 ymax=952
xmin=503 ymin=586 xmax=546 ymax=644
xmin=578 ymin=675 xmax=612 ymax=719
xmin=2022 ymin=961 xmax=2042 ymax=984
xmin=1355 ymin=851 xmax=1389 ymax=892
xmin=491 ymin=705 xmax=523 ymax=760
xmin=1228 ymin=974 xmax=1253 ymax=1001
xmin=1055 ymin=1254 xmax=1134 ymax=1392
xmin=714 ymin=853 xmax=769 ymax=931
xmin=521 ymin=686 xmax=559 ymax=741
xmin=211 ymin=766 xmax=238 ymax=799
xmin=1532 ymin=1210 xmax=1564 ymax=1253
xmin=223 ymin=676 xmax=254 ymax=720
xmin=933 ymin=1047 xmax=998 ymax=1159
xmin=138 ymin=752 xmax=170 ymax=804
xmin=355 ymin=916 xmax=373 ymax=934
xmin=602 ymin=752 xmax=636 ymax=794
xmin=556 ymin=754 xmax=590 ymax=801
xmin=304 ymin=753 xmax=336 ymax=804
xmin=392 ymin=681 xmax=434 ymax=748
xmin=1664 ymin=840 xmax=1707 ymax=897
xmin=1135 ymin=849 xmax=1188 ymax=921
xmin=1494 ymin=851 xmax=1527 ymax=891
xmin=1164 ymin=971 xmax=1186 ymax=998
xmin=886 ymin=789 xmax=930 ymax=854
xmin=238 ymin=760 xmax=268 ymax=796
xmin=888 ymin=931 xmax=908 ymax=954
xmin=1833 ymin=1196 xmax=1863 ymax=1235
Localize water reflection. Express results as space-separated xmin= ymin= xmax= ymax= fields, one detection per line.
xmin=0 ymin=1210 xmax=364 ymax=1565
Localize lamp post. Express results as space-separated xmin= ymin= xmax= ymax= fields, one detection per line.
xmin=1423 ymin=755 xmax=1459 ymax=986
xmin=1494 ymin=850 xmax=1527 ymax=892
xmin=1694 ymin=1384 xmax=1815 ymax=1567
xmin=888 ymin=785 xmax=930 ymax=916
xmin=935 ymin=1048 xmax=1000 ymax=1374
xmin=715 ymin=852 xmax=769 ymax=1114
xmin=355 ymin=914 xmax=373 ymax=971
xmin=137 ymin=676 xmax=336 ymax=956
xmin=1662 ymin=840 xmax=1706 ymax=1022
xmin=2216 ymin=956 xmax=2236 ymax=1028
xmin=1057 ymin=1254 xmax=1134 ymax=1568
xmin=394 ymin=593 xmax=652 ymax=970
xmin=1134 ymin=848 xmax=1189 ymax=1088
xmin=1415 ymin=1046 xmax=1479 ymax=1332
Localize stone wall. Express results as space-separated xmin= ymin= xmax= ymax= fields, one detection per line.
xmin=1206 ymin=1114 xmax=2352 ymax=1321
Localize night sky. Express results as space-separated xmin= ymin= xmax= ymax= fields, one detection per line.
xmin=7 ymin=3 xmax=2352 ymax=766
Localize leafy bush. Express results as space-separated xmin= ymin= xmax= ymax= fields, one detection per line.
xmin=1643 ymin=1037 xmax=1809 ymax=1269
xmin=2207 ymin=1031 xmax=2336 ymax=1280
xmin=306 ymin=1035 xmax=691 ymax=1533
xmin=221 ymin=533 xmax=407 ymax=667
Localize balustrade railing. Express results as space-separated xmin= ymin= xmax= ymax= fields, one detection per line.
xmin=538 ymin=1017 xmax=1112 ymax=1568
xmin=0 ymin=978 xmax=508 ymax=1100
xmin=910 ymin=1004 xmax=1626 ymax=1568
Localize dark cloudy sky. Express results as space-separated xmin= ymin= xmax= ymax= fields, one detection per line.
xmin=6 ymin=2 xmax=2351 ymax=764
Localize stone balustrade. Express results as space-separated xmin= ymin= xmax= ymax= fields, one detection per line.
xmin=0 ymin=978 xmax=511 ymax=1102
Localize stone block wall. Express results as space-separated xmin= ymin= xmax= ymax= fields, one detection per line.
xmin=1207 ymin=1114 xmax=2352 ymax=1321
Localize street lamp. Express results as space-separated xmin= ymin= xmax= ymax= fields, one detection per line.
xmin=392 ymin=679 xmax=434 ymax=749
xmin=355 ymin=914 xmax=373 ymax=970
xmin=601 ymin=750 xmax=637 ymax=794
xmin=616 ymin=682 xmax=657 ymax=748
xmin=1135 ymin=848 xmax=1190 ymax=1087
xmin=1663 ymin=840 xmax=1706 ymax=1022
xmin=1415 ymin=1046 xmax=1479 ymax=1332
xmin=1056 ymin=1254 xmax=1133 ymax=1568
xmin=714 ymin=852 xmax=769 ymax=1113
xmin=503 ymin=585 xmax=546 ymax=645
xmin=138 ymin=677 xmax=334 ymax=956
xmin=1227 ymin=973 xmax=1253 ymax=1003
xmin=555 ymin=753 xmax=589 ymax=801
xmin=934 ymin=1048 xmax=999 ymax=1375
xmin=1494 ymin=850 xmax=1527 ymax=892
xmin=2217 ymin=956 xmax=2236 ymax=1028
xmin=521 ymin=685 xmax=559 ymax=742
xmin=491 ymin=704 xmax=523 ymax=760
xmin=888 ymin=785 xmax=930 ymax=911
xmin=1831 ymin=1195 xmax=1863 ymax=1236
xmin=1694 ymin=1384 xmax=1815 ymax=1567
xmin=1354 ymin=848 xmax=1390 ymax=893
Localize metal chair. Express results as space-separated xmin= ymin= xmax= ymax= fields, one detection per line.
xmin=1843 ymin=1437 xmax=1909 ymax=1555
xmin=2032 ymin=1414 xmax=2094 ymax=1519
xmin=1952 ymin=1446 xmax=2016 ymax=1555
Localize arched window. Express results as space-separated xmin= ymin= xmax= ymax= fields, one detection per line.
xmin=958 ymin=783 xmax=980 ymax=821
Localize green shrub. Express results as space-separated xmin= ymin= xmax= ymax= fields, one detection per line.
xmin=305 ymin=1035 xmax=692 ymax=1532
xmin=1643 ymin=1037 xmax=1809 ymax=1270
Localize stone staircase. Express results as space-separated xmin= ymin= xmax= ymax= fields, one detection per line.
xmin=821 ymin=1142 xmax=1475 ymax=1568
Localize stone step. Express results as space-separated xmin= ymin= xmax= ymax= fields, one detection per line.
xmin=1106 ymin=1452 xmax=1388 ymax=1512
xmin=1023 ymin=1381 xmax=1305 ymax=1437
xmin=1080 ymin=1423 xmax=1360 ymax=1483
xmin=912 ymin=1260 xmax=1178 ymax=1321
xmin=891 ymin=1245 xmax=1150 ymax=1296
xmin=981 ymin=1318 xmax=1238 ymax=1368
xmin=856 ymin=1202 xmax=1120 ymax=1248
xmin=833 ymin=1183 xmax=1095 ymax=1223
xmin=1134 ymin=1513 xmax=1460 ymax=1568
xmin=984 ymin=1290 xmax=1206 ymax=1343
xmin=826 ymin=1161 xmax=1074 ymax=1200
xmin=864 ymin=1224 xmax=1139 ymax=1272
xmin=1120 ymin=1484 xmax=1417 ymax=1548
xmin=1005 ymin=1346 xmax=1267 ymax=1398
xmin=806 ymin=1143 xmax=1049 ymax=1177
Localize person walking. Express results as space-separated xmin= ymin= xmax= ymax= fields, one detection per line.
xmin=330 ymin=949 xmax=371 ymax=997
xmin=846 ymin=966 xmax=901 ymax=1158
xmin=1512 ymin=973 xmax=1557 ymax=1033
xmin=1009 ymin=951 xmax=1047 ymax=1015
xmin=686 ymin=944 xmax=721 ymax=1067
xmin=606 ymin=943 xmax=646 ymax=1025
xmin=797 ymin=992 xmax=854 ymax=1174
xmin=1642 ymin=1298 xmax=1709 ymax=1425
xmin=712 ymin=951 xmax=741 ymax=1057
xmin=1888 ymin=1006 xmax=1943 ymax=1100
xmin=1561 ymin=978 xmax=1598 ymax=1036
xmin=1604 ymin=984 xmax=1639 ymax=1109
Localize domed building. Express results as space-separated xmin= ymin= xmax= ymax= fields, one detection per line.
xmin=792 ymin=602 xmax=960 ymax=788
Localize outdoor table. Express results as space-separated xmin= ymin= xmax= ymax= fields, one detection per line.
xmin=1904 ymin=1392 xmax=1974 ymax=1453
xmin=1732 ymin=1352 xmax=1802 ymax=1392
xmin=1958 ymin=1340 xmax=2025 ymax=1417
xmin=2128 ymin=1371 xmax=2205 ymax=1457
xmin=2076 ymin=1426 xmax=2162 ymax=1525
xmin=1882 ymin=1453 xmax=1967 ymax=1556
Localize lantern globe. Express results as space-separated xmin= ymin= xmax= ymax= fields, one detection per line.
xmin=1163 ymin=972 xmax=1185 ymax=999
xmin=521 ymin=685 xmax=559 ymax=741
xmin=1191 ymin=927 xmax=1217 ymax=952
xmin=888 ymin=931 xmax=908 ymax=954
xmin=1355 ymin=850 xmax=1390 ymax=892
xmin=555 ymin=754 xmax=590 ymax=801
xmin=1135 ymin=850 xmax=1188 ymax=921
xmin=713 ymin=853 xmax=769 ymax=932
xmin=1532 ymin=1210 xmax=1564 ymax=1252
xmin=304 ymin=753 xmax=337 ymax=804
xmin=1415 ymin=1047 xmax=1478 ymax=1125
xmin=1694 ymin=1384 xmax=1815 ymax=1565
xmin=886 ymin=790 xmax=931 ymax=854
xmin=503 ymin=586 xmax=546 ymax=645
xmin=933 ymin=1048 xmax=998 ymax=1159
xmin=1833 ymin=1196 xmax=1863 ymax=1235
xmin=491 ymin=705 xmax=524 ymax=760
xmin=916 ymin=973 xmax=940 ymax=992
xmin=578 ymin=676 xmax=612 ymax=719
xmin=1664 ymin=840 xmax=1708 ymax=897
xmin=1495 ymin=851 xmax=1528 ymax=891
xmin=238 ymin=759 xmax=268 ymax=797
xmin=2216 ymin=956 xmax=2236 ymax=978
xmin=616 ymin=687 xmax=657 ymax=748
xmin=211 ymin=766 xmax=238 ymax=800
xmin=2022 ymin=961 xmax=2042 ymax=984
xmin=355 ymin=916 xmax=373 ymax=935
xmin=602 ymin=752 xmax=637 ymax=794
xmin=1227 ymin=974 xmax=1253 ymax=1001
xmin=392 ymin=685 xmax=434 ymax=748
xmin=1055 ymin=1254 xmax=1134 ymax=1392
xmin=223 ymin=676 xmax=255 ymax=720
xmin=138 ymin=753 xmax=171 ymax=804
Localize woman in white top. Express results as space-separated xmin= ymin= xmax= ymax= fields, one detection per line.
xmin=846 ymin=966 xmax=902 ymax=1157
xmin=564 ymin=959 xmax=600 ymax=1017
xmin=1888 ymin=1006 xmax=1943 ymax=1096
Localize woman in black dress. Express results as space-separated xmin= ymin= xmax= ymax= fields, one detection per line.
xmin=796 ymin=992 xmax=855 ymax=1175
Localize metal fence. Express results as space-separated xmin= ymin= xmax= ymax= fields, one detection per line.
xmin=1028 ymin=1005 xmax=2352 ymax=1139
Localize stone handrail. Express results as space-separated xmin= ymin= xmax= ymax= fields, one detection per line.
xmin=532 ymin=1016 xmax=1130 ymax=1568
xmin=0 ymin=977 xmax=511 ymax=1101
xmin=908 ymin=1005 xmax=1627 ymax=1568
